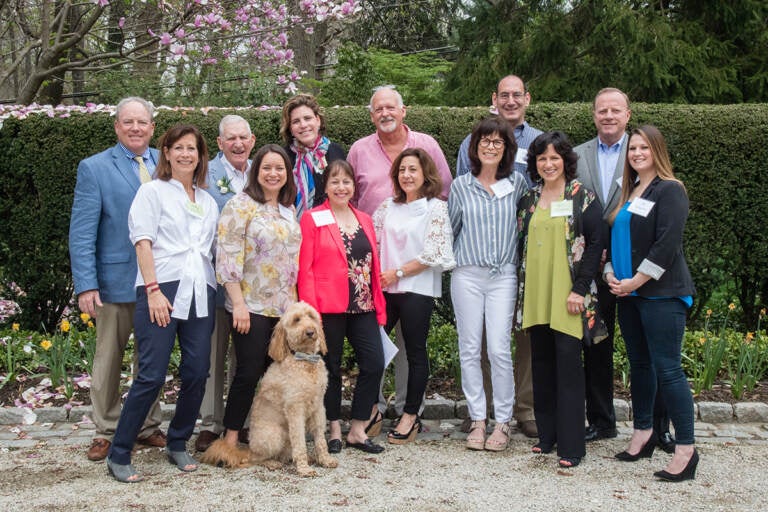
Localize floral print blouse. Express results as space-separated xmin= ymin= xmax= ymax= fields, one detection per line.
xmin=341 ymin=224 xmax=374 ymax=313
xmin=216 ymin=192 xmax=301 ymax=317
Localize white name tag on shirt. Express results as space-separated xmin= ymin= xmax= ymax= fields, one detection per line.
xmin=628 ymin=197 xmax=655 ymax=217
xmin=515 ymin=148 xmax=528 ymax=165
xmin=490 ymin=179 xmax=514 ymax=198
xmin=278 ymin=204 xmax=294 ymax=223
xmin=311 ymin=210 xmax=336 ymax=226
xmin=550 ymin=199 xmax=573 ymax=217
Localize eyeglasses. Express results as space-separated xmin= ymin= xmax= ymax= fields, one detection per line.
xmin=497 ymin=92 xmax=526 ymax=101
xmin=479 ymin=138 xmax=505 ymax=149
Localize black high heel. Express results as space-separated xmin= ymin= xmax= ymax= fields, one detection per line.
xmin=615 ymin=437 xmax=656 ymax=461
xmin=654 ymin=449 xmax=699 ymax=482
xmin=387 ymin=417 xmax=421 ymax=445
xmin=365 ymin=410 xmax=383 ymax=438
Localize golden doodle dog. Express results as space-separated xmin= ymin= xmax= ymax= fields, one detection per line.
xmin=200 ymin=301 xmax=338 ymax=477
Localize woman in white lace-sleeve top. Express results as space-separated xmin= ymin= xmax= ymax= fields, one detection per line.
xmin=373 ymin=148 xmax=455 ymax=444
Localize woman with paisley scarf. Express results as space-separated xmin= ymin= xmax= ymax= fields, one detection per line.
xmin=281 ymin=94 xmax=347 ymax=219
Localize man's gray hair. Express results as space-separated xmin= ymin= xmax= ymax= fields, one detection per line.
xmin=368 ymin=85 xmax=404 ymax=112
xmin=115 ymin=97 xmax=155 ymax=120
xmin=218 ymin=114 xmax=252 ymax=136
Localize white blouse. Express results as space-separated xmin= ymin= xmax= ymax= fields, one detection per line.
xmin=373 ymin=197 xmax=456 ymax=297
xmin=129 ymin=179 xmax=218 ymax=320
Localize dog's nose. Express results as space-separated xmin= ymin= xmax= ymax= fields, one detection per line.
xmin=305 ymin=328 xmax=315 ymax=338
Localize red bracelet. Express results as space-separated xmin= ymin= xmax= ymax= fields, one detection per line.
xmin=145 ymin=281 xmax=158 ymax=290
xmin=146 ymin=284 xmax=160 ymax=294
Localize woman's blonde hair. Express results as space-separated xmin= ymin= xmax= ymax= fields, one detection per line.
xmin=609 ymin=125 xmax=685 ymax=224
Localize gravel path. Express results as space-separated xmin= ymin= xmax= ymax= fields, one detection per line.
xmin=1 ymin=433 xmax=766 ymax=511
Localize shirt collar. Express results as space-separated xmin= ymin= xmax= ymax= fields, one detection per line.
xmin=118 ymin=142 xmax=151 ymax=161
xmin=597 ymin=133 xmax=626 ymax=152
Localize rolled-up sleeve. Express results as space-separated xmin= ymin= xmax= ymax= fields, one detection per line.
xmin=128 ymin=184 xmax=160 ymax=245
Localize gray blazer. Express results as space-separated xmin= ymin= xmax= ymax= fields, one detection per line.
xmin=574 ymin=135 xmax=628 ymax=219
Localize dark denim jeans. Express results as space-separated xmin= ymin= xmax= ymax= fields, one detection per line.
xmin=617 ymin=296 xmax=694 ymax=445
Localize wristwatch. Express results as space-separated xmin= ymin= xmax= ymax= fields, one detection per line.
xmin=395 ymin=268 xmax=404 ymax=279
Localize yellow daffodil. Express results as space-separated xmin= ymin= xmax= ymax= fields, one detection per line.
xmin=699 ymin=336 xmax=706 ymax=345
xmin=12 ymin=323 xmax=20 ymax=332
xmin=706 ymin=309 xmax=712 ymax=317
xmin=40 ymin=339 xmax=52 ymax=351
xmin=80 ymin=312 xmax=91 ymax=323
xmin=87 ymin=321 xmax=94 ymax=328
xmin=728 ymin=303 xmax=736 ymax=311
xmin=745 ymin=332 xmax=754 ymax=343
xmin=60 ymin=319 xmax=71 ymax=333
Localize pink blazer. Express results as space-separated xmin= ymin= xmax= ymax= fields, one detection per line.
xmin=298 ymin=200 xmax=386 ymax=325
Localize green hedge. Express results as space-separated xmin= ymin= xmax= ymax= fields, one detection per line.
xmin=1 ymin=104 xmax=767 ymax=330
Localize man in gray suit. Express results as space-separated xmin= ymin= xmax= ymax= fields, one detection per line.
xmin=69 ymin=97 xmax=166 ymax=461
xmin=574 ymin=87 xmax=631 ymax=442
xmin=195 ymin=115 xmax=256 ymax=452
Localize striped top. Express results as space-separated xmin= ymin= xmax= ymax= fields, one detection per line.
xmin=448 ymin=172 xmax=528 ymax=273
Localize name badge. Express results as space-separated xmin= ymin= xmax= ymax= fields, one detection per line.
xmin=515 ymin=148 xmax=528 ymax=166
xmin=278 ymin=204 xmax=295 ymax=223
xmin=627 ymin=197 xmax=655 ymax=217
xmin=311 ymin=210 xmax=336 ymax=227
xmin=550 ymin=199 xmax=573 ymax=217
xmin=186 ymin=200 xmax=204 ymax=218
xmin=408 ymin=197 xmax=428 ymax=216
xmin=490 ymin=179 xmax=514 ymax=198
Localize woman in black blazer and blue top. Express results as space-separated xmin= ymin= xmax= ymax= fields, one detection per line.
xmin=603 ymin=125 xmax=697 ymax=482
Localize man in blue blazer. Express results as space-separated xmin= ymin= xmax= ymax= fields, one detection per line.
xmin=195 ymin=115 xmax=256 ymax=452
xmin=69 ymin=97 xmax=165 ymax=461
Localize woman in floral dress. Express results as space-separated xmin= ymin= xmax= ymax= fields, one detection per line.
xmin=212 ymin=144 xmax=300 ymax=452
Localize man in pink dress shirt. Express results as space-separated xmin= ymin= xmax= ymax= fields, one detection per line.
xmin=347 ymin=85 xmax=453 ymax=423
xmin=348 ymin=86 xmax=452 ymax=215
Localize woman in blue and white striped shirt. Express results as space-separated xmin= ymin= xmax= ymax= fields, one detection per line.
xmin=448 ymin=117 xmax=528 ymax=452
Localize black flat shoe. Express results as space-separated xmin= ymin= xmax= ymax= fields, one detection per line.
xmin=387 ymin=417 xmax=421 ymax=445
xmin=328 ymin=438 xmax=342 ymax=454
xmin=658 ymin=431 xmax=676 ymax=454
xmin=585 ymin=425 xmax=618 ymax=442
xmin=654 ymin=449 xmax=699 ymax=482
xmin=532 ymin=442 xmax=554 ymax=454
xmin=346 ymin=438 xmax=385 ymax=454
xmin=615 ymin=437 xmax=656 ymax=461
xmin=558 ymin=457 xmax=581 ymax=468
xmin=365 ymin=410 xmax=383 ymax=438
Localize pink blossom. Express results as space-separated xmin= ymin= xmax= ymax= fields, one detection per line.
xmin=159 ymin=32 xmax=172 ymax=45
xmin=175 ymin=28 xmax=186 ymax=39
xmin=203 ymin=58 xmax=218 ymax=64
xmin=118 ymin=17 xmax=125 ymax=28
xmin=202 ymin=45 xmax=211 ymax=54
xmin=277 ymin=32 xmax=288 ymax=46
xmin=93 ymin=0 xmax=109 ymax=7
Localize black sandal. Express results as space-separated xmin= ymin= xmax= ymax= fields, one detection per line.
xmin=532 ymin=442 xmax=554 ymax=454
xmin=387 ymin=417 xmax=421 ymax=445
xmin=365 ymin=410 xmax=383 ymax=438
xmin=558 ymin=457 xmax=581 ymax=468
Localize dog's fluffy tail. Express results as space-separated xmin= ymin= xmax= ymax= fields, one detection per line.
xmin=199 ymin=439 xmax=251 ymax=468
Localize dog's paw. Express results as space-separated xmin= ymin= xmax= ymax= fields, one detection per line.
xmin=296 ymin=465 xmax=318 ymax=477
xmin=317 ymin=455 xmax=338 ymax=469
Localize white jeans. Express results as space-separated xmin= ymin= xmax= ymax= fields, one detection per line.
xmin=451 ymin=265 xmax=517 ymax=424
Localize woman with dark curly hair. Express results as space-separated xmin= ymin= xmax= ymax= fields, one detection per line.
xmin=516 ymin=131 xmax=607 ymax=468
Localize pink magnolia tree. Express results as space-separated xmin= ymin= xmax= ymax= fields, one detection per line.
xmin=0 ymin=0 xmax=360 ymax=105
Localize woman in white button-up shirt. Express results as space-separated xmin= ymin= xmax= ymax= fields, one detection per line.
xmin=107 ymin=125 xmax=218 ymax=483
xmin=373 ymin=148 xmax=455 ymax=444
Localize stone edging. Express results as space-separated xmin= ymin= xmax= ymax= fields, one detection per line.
xmin=2 ymin=398 xmax=768 ymax=425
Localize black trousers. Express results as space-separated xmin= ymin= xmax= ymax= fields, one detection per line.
xmin=323 ymin=312 xmax=384 ymax=421
xmin=384 ymin=292 xmax=434 ymax=415
xmin=530 ymin=325 xmax=586 ymax=458
xmin=583 ymin=282 xmax=616 ymax=432
xmin=222 ymin=313 xmax=277 ymax=431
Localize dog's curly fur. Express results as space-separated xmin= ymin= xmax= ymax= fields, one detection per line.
xmin=200 ymin=301 xmax=337 ymax=477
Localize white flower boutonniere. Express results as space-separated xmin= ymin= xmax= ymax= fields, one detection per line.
xmin=216 ymin=176 xmax=232 ymax=194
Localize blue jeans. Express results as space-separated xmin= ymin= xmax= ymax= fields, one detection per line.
xmin=617 ymin=296 xmax=694 ymax=445
xmin=109 ymin=281 xmax=214 ymax=464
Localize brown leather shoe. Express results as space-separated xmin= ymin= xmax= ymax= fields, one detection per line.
xmin=87 ymin=438 xmax=111 ymax=461
xmin=138 ymin=430 xmax=167 ymax=448
xmin=195 ymin=430 xmax=220 ymax=452
xmin=518 ymin=420 xmax=538 ymax=438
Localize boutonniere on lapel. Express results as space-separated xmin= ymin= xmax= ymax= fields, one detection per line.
xmin=216 ymin=176 xmax=233 ymax=194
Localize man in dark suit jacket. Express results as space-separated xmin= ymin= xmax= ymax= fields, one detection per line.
xmin=69 ymin=97 xmax=165 ymax=461
xmin=575 ymin=88 xmax=631 ymax=442
xmin=195 ymin=115 xmax=256 ymax=452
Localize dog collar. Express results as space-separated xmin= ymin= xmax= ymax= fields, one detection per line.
xmin=293 ymin=351 xmax=322 ymax=364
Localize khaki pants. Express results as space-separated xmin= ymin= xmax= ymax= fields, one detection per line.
xmin=90 ymin=302 xmax=163 ymax=441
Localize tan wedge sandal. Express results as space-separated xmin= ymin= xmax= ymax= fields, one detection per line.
xmin=485 ymin=421 xmax=511 ymax=452
xmin=465 ymin=420 xmax=487 ymax=450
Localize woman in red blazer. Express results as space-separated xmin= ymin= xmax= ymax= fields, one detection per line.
xmin=298 ymin=160 xmax=387 ymax=455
